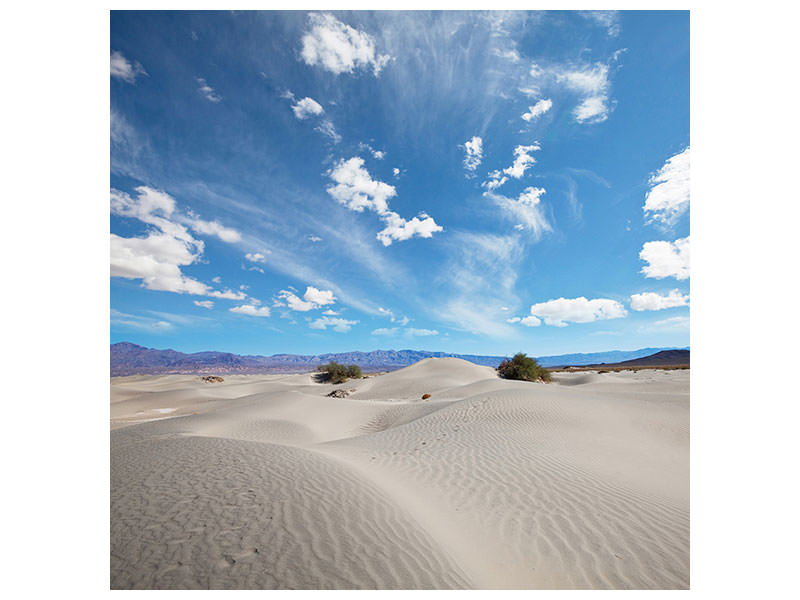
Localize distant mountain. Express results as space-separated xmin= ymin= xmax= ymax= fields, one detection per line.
xmin=110 ymin=342 xmax=688 ymax=376
xmin=535 ymin=347 xmax=688 ymax=368
xmin=589 ymin=349 xmax=690 ymax=368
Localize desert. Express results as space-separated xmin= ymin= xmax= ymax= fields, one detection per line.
xmin=111 ymin=358 xmax=689 ymax=589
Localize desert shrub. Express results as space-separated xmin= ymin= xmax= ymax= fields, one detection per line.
xmin=497 ymin=352 xmax=551 ymax=383
xmin=317 ymin=361 xmax=362 ymax=384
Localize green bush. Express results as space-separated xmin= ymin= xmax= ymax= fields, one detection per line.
xmin=316 ymin=361 xmax=362 ymax=384
xmin=497 ymin=352 xmax=551 ymax=383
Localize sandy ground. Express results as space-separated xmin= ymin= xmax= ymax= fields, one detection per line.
xmin=110 ymin=358 xmax=689 ymax=590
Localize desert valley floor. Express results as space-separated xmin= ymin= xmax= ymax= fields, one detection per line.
xmin=110 ymin=358 xmax=689 ymax=589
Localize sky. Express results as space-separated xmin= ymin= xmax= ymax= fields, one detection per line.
xmin=110 ymin=10 xmax=690 ymax=357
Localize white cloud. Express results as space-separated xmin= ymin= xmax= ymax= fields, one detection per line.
xmin=207 ymin=288 xmax=247 ymax=300
xmin=194 ymin=300 xmax=214 ymax=309
xmin=110 ymin=51 xmax=147 ymax=83
xmin=277 ymin=290 xmax=316 ymax=312
xmin=643 ymin=147 xmax=690 ymax=227
xmin=503 ymin=143 xmax=541 ymax=178
xmin=328 ymin=157 xmax=396 ymax=213
xmin=230 ymin=305 xmax=271 ymax=318
xmin=292 ymin=97 xmax=324 ymax=119
xmin=277 ymin=286 xmax=336 ymax=311
xmin=484 ymin=187 xmax=551 ymax=239
xmin=300 ymin=12 xmax=391 ymax=76
xmin=110 ymin=232 xmax=209 ymax=295
xmin=327 ymin=157 xmax=442 ymax=246
xmin=376 ymin=211 xmax=443 ymax=246
xmin=520 ymin=315 xmax=542 ymax=327
xmin=245 ymin=252 xmax=268 ymax=263
xmin=463 ymin=136 xmax=483 ymax=172
xmin=307 ymin=235 xmax=323 ymax=243
xmin=110 ymin=186 xmax=243 ymax=297
xmin=530 ymin=297 xmax=628 ymax=327
xmin=506 ymin=317 xmax=521 ymax=323
xmin=309 ymin=316 xmax=358 ymax=332
xmin=481 ymin=143 xmax=541 ymax=191
xmin=630 ymin=289 xmax=690 ymax=311
xmin=111 ymin=186 xmax=241 ymax=245
xmin=303 ymin=286 xmax=336 ymax=306
xmin=640 ymin=236 xmax=690 ymax=280
xmin=322 ymin=309 xmax=339 ymax=316
xmin=483 ymin=171 xmax=509 ymax=191
xmin=196 ymin=77 xmax=221 ymax=102
xmin=558 ymin=63 xmax=611 ymax=123
xmin=522 ymin=99 xmax=552 ymax=121
xmin=392 ymin=168 xmax=400 ymax=177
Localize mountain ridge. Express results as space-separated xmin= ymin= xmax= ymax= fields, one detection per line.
xmin=110 ymin=342 xmax=688 ymax=376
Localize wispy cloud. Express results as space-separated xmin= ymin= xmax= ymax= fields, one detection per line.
xmin=484 ymin=187 xmax=551 ymax=239
xmin=110 ymin=51 xmax=147 ymax=83
xmin=111 ymin=308 xmax=172 ymax=331
xmin=432 ymin=232 xmax=523 ymax=337
xmin=371 ymin=327 xmax=438 ymax=337
xmin=230 ymin=304 xmax=271 ymax=317
xmin=315 ymin=119 xmax=341 ymax=143
xmin=557 ymin=63 xmax=612 ymax=123
xmin=579 ymin=10 xmax=622 ymax=37
xmin=196 ymin=77 xmax=221 ymax=102
xmin=308 ymin=316 xmax=358 ymax=332
xmin=643 ymin=316 xmax=690 ymax=332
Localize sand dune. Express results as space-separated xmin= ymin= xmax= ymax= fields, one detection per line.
xmin=111 ymin=358 xmax=689 ymax=589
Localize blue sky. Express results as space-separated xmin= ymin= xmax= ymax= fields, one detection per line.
xmin=110 ymin=10 xmax=689 ymax=357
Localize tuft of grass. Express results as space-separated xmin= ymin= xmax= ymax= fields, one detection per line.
xmin=316 ymin=361 xmax=363 ymax=384
xmin=497 ymin=352 xmax=551 ymax=383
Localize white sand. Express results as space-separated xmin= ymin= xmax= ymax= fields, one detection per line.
xmin=110 ymin=358 xmax=689 ymax=589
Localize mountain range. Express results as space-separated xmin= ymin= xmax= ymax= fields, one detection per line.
xmin=110 ymin=342 xmax=688 ymax=376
